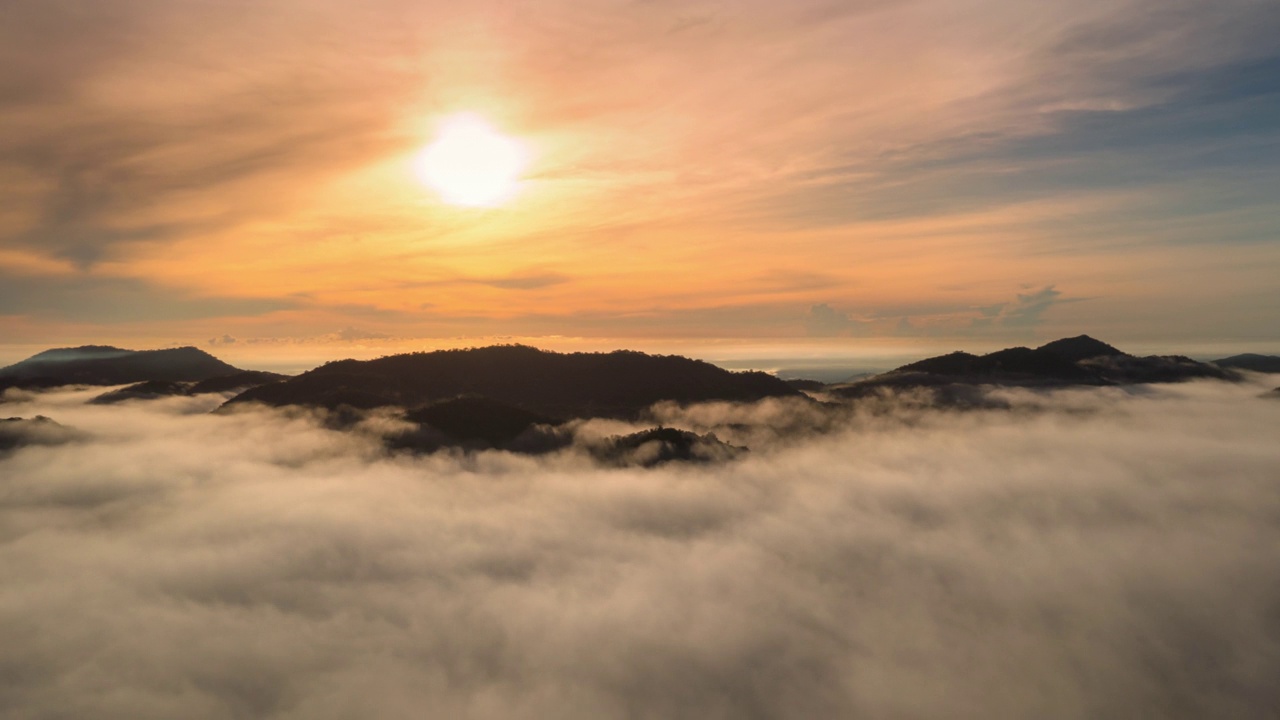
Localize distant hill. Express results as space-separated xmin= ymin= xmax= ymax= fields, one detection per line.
xmin=1036 ymin=335 xmax=1125 ymax=362
xmin=591 ymin=427 xmax=746 ymax=467
xmin=90 ymin=380 xmax=193 ymax=405
xmin=379 ymin=396 xmax=751 ymax=465
xmin=0 ymin=416 xmax=83 ymax=452
xmin=894 ymin=346 xmax=1097 ymax=382
xmin=832 ymin=335 xmax=1239 ymax=397
xmin=1213 ymin=354 xmax=1280 ymax=373
xmin=0 ymin=346 xmax=241 ymax=387
xmin=784 ymin=378 xmax=828 ymax=392
xmin=223 ymin=345 xmax=802 ymax=419
xmin=190 ymin=370 xmax=288 ymax=394
xmin=383 ymin=396 xmax=569 ymax=455
xmin=88 ymin=371 xmax=289 ymax=405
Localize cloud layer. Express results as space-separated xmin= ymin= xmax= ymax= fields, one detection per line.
xmin=2 ymin=378 xmax=1279 ymax=718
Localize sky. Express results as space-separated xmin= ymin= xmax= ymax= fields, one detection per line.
xmin=2 ymin=0 xmax=1279 ymax=365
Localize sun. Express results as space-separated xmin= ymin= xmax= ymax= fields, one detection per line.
xmin=414 ymin=113 xmax=529 ymax=207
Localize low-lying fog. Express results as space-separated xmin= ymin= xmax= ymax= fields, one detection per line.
xmin=2 ymin=377 xmax=1279 ymax=719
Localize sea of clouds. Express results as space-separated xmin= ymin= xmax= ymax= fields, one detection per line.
xmin=2 ymin=376 xmax=1279 ymax=719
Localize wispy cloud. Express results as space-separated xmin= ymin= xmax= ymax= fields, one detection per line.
xmin=0 ymin=270 xmax=295 ymax=323
xmin=1 ymin=0 xmax=1277 ymax=346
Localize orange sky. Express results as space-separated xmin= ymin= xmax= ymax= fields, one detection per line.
xmin=2 ymin=0 xmax=1278 ymax=364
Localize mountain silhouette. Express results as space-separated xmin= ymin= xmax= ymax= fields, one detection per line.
xmin=0 ymin=416 xmax=83 ymax=452
xmin=398 ymin=396 xmax=563 ymax=449
xmin=190 ymin=371 xmax=289 ymax=394
xmin=87 ymin=371 xmax=287 ymax=405
xmin=386 ymin=405 xmax=746 ymax=465
xmin=1036 ymin=335 xmax=1125 ymax=362
xmin=784 ymin=378 xmax=828 ymax=392
xmin=90 ymin=380 xmax=192 ymax=405
xmin=833 ymin=335 xmax=1238 ymax=397
xmin=1213 ymin=354 xmax=1280 ymax=373
xmin=0 ymin=346 xmax=241 ymax=388
xmin=592 ymin=427 xmax=746 ymax=467
xmin=895 ymin=346 xmax=1096 ymax=381
xmin=223 ymin=345 xmax=801 ymax=419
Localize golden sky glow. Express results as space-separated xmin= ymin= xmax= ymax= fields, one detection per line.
xmin=0 ymin=0 xmax=1278 ymax=362
xmin=415 ymin=114 xmax=530 ymax=207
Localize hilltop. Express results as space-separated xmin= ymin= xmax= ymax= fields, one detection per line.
xmin=0 ymin=346 xmax=241 ymax=388
xmin=1213 ymin=354 xmax=1280 ymax=373
xmin=88 ymin=371 xmax=289 ymax=405
xmin=831 ymin=335 xmax=1239 ymax=397
xmin=223 ymin=344 xmax=801 ymax=420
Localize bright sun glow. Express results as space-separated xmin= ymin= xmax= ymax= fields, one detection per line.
xmin=414 ymin=114 xmax=529 ymax=207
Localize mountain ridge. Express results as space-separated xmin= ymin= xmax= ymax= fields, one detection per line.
xmin=831 ymin=335 xmax=1239 ymax=397
xmin=223 ymin=344 xmax=802 ymax=420
xmin=0 ymin=345 xmax=241 ymax=386
xmin=1213 ymin=354 xmax=1280 ymax=373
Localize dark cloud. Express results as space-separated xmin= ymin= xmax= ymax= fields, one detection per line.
xmin=0 ymin=0 xmax=426 ymax=264
xmin=753 ymin=3 xmax=1280 ymax=230
xmin=0 ymin=272 xmax=295 ymax=323
xmin=1 ymin=378 xmax=1278 ymax=717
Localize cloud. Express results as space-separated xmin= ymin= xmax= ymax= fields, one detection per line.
xmin=393 ymin=272 xmax=573 ymax=293
xmin=329 ymin=327 xmax=391 ymax=342
xmin=1 ymin=377 xmax=1278 ymax=717
xmin=472 ymin=272 xmax=571 ymax=291
xmin=978 ymin=284 xmax=1065 ymax=328
xmin=804 ymin=303 xmax=867 ymax=337
xmin=0 ymin=271 xmax=296 ymax=323
xmin=876 ymin=285 xmax=1077 ymax=338
xmin=0 ymin=0 xmax=432 ymax=265
xmin=758 ymin=9 xmax=1280 ymax=229
xmin=1 ymin=0 xmax=1278 ymax=343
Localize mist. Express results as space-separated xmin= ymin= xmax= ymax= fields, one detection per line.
xmin=2 ymin=378 xmax=1279 ymax=719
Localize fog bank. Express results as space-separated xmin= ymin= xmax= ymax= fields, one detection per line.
xmin=2 ymin=379 xmax=1279 ymax=718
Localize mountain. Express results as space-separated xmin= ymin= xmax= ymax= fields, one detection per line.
xmin=0 ymin=416 xmax=83 ymax=452
xmin=386 ymin=407 xmax=746 ymax=466
xmin=90 ymin=380 xmax=193 ymax=405
xmin=894 ymin=345 xmax=1096 ymax=382
xmin=190 ymin=370 xmax=288 ymax=394
xmin=88 ymin=371 xmax=289 ymax=405
xmin=223 ymin=345 xmax=802 ymax=419
xmin=784 ymin=378 xmax=828 ymax=392
xmin=891 ymin=335 xmax=1123 ymax=380
xmin=591 ymin=427 xmax=746 ymax=468
xmin=1036 ymin=335 xmax=1125 ymax=362
xmin=1213 ymin=354 xmax=1280 ymax=373
xmin=832 ymin=335 xmax=1239 ymax=397
xmin=395 ymin=396 xmax=563 ymax=450
xmin=406 ymin=396 xmax=559 ymax=444
xmin=1078 ymin=354 xmax=1240 ymax=384
xmin=0 ymin=346 xmax=241 ymax=387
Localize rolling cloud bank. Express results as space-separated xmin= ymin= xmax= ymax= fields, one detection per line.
xmin=2 ymin=378 xmax=1280 ymax=718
